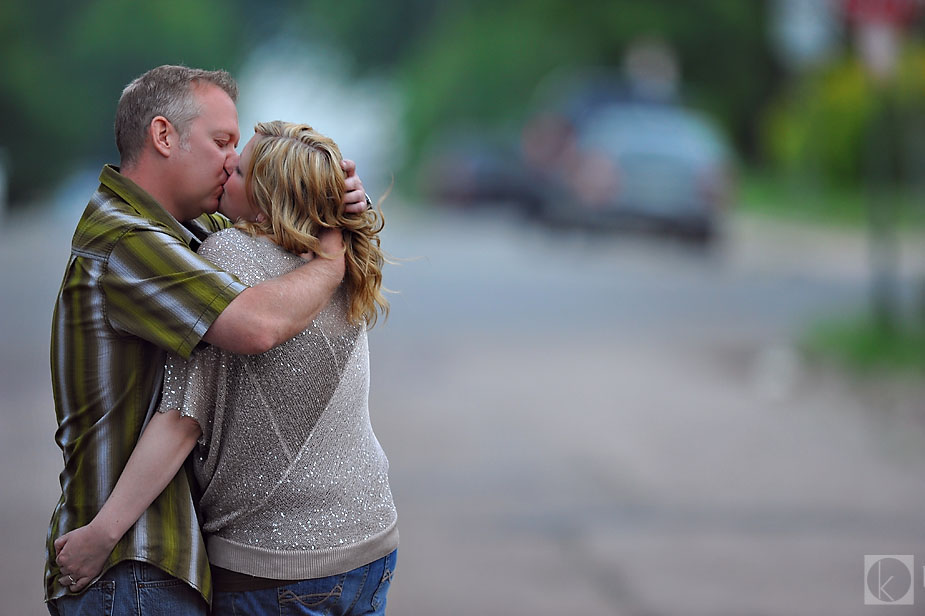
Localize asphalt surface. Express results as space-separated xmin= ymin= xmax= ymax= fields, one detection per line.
xmin=2 ymin=203 xmax=924 ymax=615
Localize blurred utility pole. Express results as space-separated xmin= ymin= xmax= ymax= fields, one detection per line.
xmin=843 ymin=0 xmax=922 ymax=332
xmin=0 ymin=149 xmax=7 ymax=225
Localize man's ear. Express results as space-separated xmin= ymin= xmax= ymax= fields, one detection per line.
xmin=150 ymin=116 xmax=173 ymax=158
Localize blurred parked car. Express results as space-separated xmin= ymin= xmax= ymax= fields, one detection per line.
xmin=417 ymin=130 xmax=544 ymax=216
xmin=532 ymin=102 xmax=736 ymax=243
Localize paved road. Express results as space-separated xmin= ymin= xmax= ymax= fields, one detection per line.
xmin=2 ymin=203 xmax=924 ymax=615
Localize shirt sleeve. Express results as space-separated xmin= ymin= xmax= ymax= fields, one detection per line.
xmin=103 ymin=225 xmax=248 ymax=359
xmin=158 ymin=349 xmax=225 ymax=446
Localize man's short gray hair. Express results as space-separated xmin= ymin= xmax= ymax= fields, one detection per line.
xmin=115 ymin=65 xmax=238 ymax=166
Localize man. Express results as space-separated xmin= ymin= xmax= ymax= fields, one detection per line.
xmin=45 ymin=65 xmax=371 ymax=615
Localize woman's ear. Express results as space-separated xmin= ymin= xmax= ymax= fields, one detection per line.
xmin=255 ymin=212 xmax=267 ymax=223
xmin=150 ymin=116 xmax=173 ymax=157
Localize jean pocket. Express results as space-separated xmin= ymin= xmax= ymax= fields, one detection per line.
xmin=371 ymin=550 xmax=397 ymax=611
xmin=137 ymin=575 xmax=205 ymax=615
xmin=279 ymin=573 xmax=347 ymax=610
xmin=135 ymin=562 xmax=184 ymax=589
xmin=54 ymin=580 xmax=115 ymax=616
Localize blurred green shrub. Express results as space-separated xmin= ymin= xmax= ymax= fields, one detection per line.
xmin=760 ymin=43 xmax=925 ymax=188
xmin=803 ymin=311 xmax=925 ymax=373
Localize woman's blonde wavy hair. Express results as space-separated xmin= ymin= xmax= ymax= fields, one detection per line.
xmin=235 ymin=121 xmax=388 ymax=328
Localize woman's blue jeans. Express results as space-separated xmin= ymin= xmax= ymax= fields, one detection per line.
xmin=213 ymin=550 xmax=397 ymax=616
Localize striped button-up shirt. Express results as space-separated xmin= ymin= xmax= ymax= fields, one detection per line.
xmin=45 ymin=165 xmax=247 ymax=606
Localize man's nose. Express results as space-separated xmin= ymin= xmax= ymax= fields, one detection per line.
xmin=223 ymin=152 xmax=239 ymax=180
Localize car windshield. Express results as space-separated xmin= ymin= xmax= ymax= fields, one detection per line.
xmin=579 ymin=104 xmax=727 ymax=163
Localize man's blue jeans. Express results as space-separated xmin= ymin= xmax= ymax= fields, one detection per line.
xmin=47 ymin=560 xmax=207 ymax=616
xmin=213 ymin=550 xmax=397 ymax=616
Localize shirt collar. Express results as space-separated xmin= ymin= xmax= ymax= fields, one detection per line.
xmin=98 ymin=164 xmax=198 ymax=247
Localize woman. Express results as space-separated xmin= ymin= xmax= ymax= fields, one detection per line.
xmin=54 ymin=121 xmax=398 ymax=615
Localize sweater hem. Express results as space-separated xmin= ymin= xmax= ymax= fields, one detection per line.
xmin=206 ymin=518 xmax=399 ymax=580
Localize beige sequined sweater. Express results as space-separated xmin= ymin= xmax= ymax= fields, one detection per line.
xmin=157 ymin=228 xmax=398 ymax=580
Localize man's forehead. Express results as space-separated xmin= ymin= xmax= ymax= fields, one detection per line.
xmin=191 ymin=84 xmax=240 ymax=140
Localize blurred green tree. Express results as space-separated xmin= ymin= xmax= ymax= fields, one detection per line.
xmin=2 ymin=0 xmax=781 ymax=205
xmin=392 ymin=0 xmax=778 ymax=174
xmin=0 ymin=0 xmax=247 ymax=203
